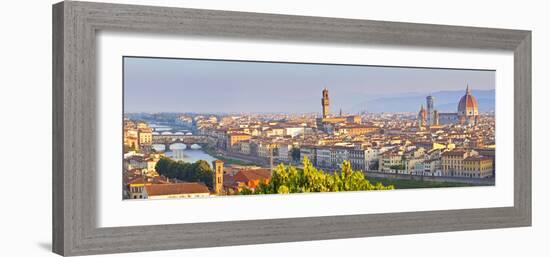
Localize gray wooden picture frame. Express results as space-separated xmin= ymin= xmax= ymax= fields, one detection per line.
xmin=52 ymin=1 xmax=531 ymax=256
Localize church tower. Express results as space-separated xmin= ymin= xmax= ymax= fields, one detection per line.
xmin=418 ymin=104 xmax=427 ymax=128
xmin=426 ymin=95 xmax=435 ymax=126
xmin=321 ymin=88 xmax=330 ymax=118
xmin=212 ymin=160 xmax=224 ymax=195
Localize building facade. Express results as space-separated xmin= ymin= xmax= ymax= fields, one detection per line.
xmin=463 ymin=156 xmax=493 ymax=178
xmin=441 ymin=150 xmax=469 ymax=176
xmin=316 ymin=147 xmax=333 ymax=169
xmin=227 ymin=133 xmax=252 ymax=150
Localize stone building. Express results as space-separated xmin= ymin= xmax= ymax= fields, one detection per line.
xmin=212 ymin=160 xmax=224 ymax=195
xmin=316 ymin=88 xmax=362 ymax=131
xmin=418 ymin=85 xmax=480 ymax=127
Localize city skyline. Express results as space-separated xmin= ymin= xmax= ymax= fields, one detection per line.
xmin=123 ymin=56 xmax=496 ymax=200
xmin=124 ymin=57 xmax=495 ymax=113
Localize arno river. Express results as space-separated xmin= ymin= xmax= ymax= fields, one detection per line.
xmin=152 ymin=143 xmax=218 ymax=165
xmin=148 ymin=122 xmax=218 ymax=165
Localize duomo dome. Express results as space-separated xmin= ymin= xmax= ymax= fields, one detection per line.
xmin=457 ymin=85 xmax=479 ymax=117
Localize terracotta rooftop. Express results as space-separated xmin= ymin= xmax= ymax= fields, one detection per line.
xmin=126 ymin=176 xmax=169 ymax=186
xmin=223 ymin=174 xmax=236 ymax=187
xmin=442 ymin=150 xmax=467 ymax=156
xmin=464 ymin=156 xmax=492 ymax=161
xmin=339 ymin=124 xmax=378 ymax=129
xmin=234 ymin=169 xmax=271 ymax=183
xmin=127 ymin=177 xmax=148 ymax=185
xmin=144 ymin=183 xmax=210 ymax=196
xmin=228 ymin=132 xmax=251 ymax=136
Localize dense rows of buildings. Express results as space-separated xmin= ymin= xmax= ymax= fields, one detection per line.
xmin=193 ymin=86 xmax=495 ymax=179
xmin=123 ymin=120 xmax=153 ymax=151
xmin=122 ymin=85 xmax=495 ymax=199
xmin=122 ymin=121 xmax=271 ymax=199
xmin=123 ymin=151 xmax=271 ymax=199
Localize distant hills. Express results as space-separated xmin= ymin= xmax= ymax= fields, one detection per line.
xmin=350 ymin=89 xmax=495 ymax=113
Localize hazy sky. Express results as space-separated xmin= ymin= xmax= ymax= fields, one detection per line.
xmin=124 ymin=57 xmax=495 ymax=113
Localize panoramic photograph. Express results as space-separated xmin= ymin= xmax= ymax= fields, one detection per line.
xmin=122 ymin=56 xmax=496 ymax=200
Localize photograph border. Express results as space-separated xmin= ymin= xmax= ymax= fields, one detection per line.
xmin=53 ymin=1 xmax=531 ymax=256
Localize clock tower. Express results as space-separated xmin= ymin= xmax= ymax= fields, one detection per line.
xmin=212 ymin=160 xmax=224 ymax=195
xmin=321 ymin=88 xmax=330 ymax=118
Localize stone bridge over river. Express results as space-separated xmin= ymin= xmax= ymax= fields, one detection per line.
xmin=151 ymin=135 xmax=215 ymax=150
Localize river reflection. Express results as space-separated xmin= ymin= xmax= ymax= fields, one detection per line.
xmin=152 ymin=143 xmax=217 ymax=167
xmin=166 ymin=149 xmax=218 ymax=166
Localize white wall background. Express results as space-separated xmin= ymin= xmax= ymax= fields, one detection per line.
xmin=0 ymin=0 xmax=547 ymax=256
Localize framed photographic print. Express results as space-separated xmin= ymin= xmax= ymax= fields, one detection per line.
xmin=52 ymin=1 xmax=531 ymax=256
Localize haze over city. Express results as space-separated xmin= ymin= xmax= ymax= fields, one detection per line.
xmin=123 ymin=57 xmax=495 ymax=114
xmin=123 ymin=55 xmax=496 ymax=200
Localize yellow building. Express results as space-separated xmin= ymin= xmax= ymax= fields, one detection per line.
xmin=124 ymin=128 xmax=139 ymax=150
xmin=137 ymin=121 xmax=148 ymax=129
xmin=227 ymin=132 xmax=251 ymax=148
xmin=123 ymin=121 xmax=153 ymax=150
xmin=432 ymin=142 xmax=455 ymax=150
xmin=138 ymin=127 xmax=152 ymax=146
xmin=463 ymin=156 xmax=493 ymax=178
xmin=379 ymin=151 xmax=403 ymax=173
xmin=441 ymin=150 xmax=469 ymax=176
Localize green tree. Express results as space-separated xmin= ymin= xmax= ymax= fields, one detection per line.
xmin=155 ymin=157 xmax=170 ymax=175
xmin=277 ymin=185 xmax=290 ymax=194
xmin=239 ymin=156 xmax=394 ymax=195
xmin=192 ymin=160 xmax=213 ymax=187
xmin=155 ymin=157 xmax=213 ymax=187
xmin=239 ymin=186 xmax=253 ymax=195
